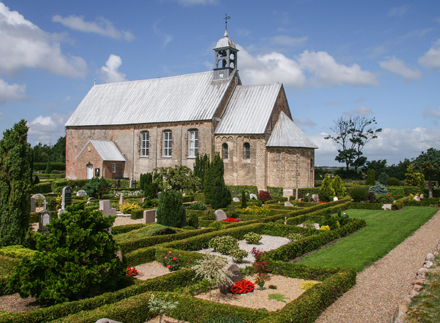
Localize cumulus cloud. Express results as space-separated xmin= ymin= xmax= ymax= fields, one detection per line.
xmin=0 ymin=3 xmax=87 ymax=78
xmin=100 ymin=54 xmax=127 ymax=83
xmin=423 ymin=107 xmax=440 ymax=119
xmin=388 ymin=5 xmax=410 ymax=17
xmin=0 ymin=79 xmax=26 ymax=103
xmin=28 ymin=113 xmax=69 ymax=144
xmin=379 ymin=56 xmax=422 ymax=81
xmin=52 ymin=15 xmax=134 ymax=41
xmin=419 ymin=39 xmax=440 ymax=70
xmin=238 ymin=45 xmax=306 ymax=87
xmin=312 ymin=127 xmax=440 ymax=166
xmin=298 ymin=50 xmax=380 ymax=87
xmin=344 ymin=106 xmax=373 ymax=116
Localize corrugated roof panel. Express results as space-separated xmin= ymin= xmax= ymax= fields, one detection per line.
xmin=65 ymin=71 xmax=232 ymax=126
xmin=76 ymin=140 xmax=126 ymax=161
xmin=215 ymin=84 xmax=281 ymax=134
xmin=266 ymin=112 xmax=318 ymax=148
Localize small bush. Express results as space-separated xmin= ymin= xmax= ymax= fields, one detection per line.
xmin=120 ymin=202 xmax=140 ymax=214
xmin=203 ymin=209 xmax=216 ymax=220
xmin=186 ymin=201 xmax=206 ymax=210
xmin=130 ymin=208 xmax=144 ymax=220
xmin=286 ymin=233 xmax=304 ymax=241
xmin=243 ymin=232 xmax=262 ymax=244
xmin=208 ymin=236 xmax=238 ymax=254
xmin=387 ymin=177 xmax=402 ymax=186
xmin=208 ymin=221 xmax=225 ymax=230
xmin=229 ymin=249 xmax=248 ymax=263
xmin=369 ymin=184 xmax=388 ymax=195
xmin=350 ymin=186 xmax=368 ymax=202
xmin=203 ymin=316 xmax=247 ymax=323
xmin=187 ymin=211 xmax=199 ymax=229
xmin=156 ymin=190 xmax=184 ymax=228
xmin=258 ymin=190 xmax=272 ymax=201
xmin=367 ymin=192 xmax=376 ymax=203
xmin=378 ymin=172 xmax=389 ymax=186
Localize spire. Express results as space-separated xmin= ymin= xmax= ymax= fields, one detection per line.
xmin=224 ymin=14 xmax=230 ymax=37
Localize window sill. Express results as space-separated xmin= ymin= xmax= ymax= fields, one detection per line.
xmin=162 ymin=156 xmax=172 ymax=158
xmin=139 ymin=156 xmax=149 ymax=158
xmin=187 ymin=156 xmax=196 ymax=159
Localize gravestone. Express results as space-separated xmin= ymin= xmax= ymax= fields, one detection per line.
xmin=232 ymin=197 xmax=240 ymax=202
xmin=295 ymin=188 xmax=299 ymax=200
xmin=312 ymin=194 xmax=319 ymax=203
xmin=181 ymin=208 xmax=187 ymax=227
xmin=87 ymin=197 xmax=96 ymax=204
xmin=61 ymin=187 xmax=72 ymax=210
xmin=219 ymin=264 xmax=243 ymax=294
xmin=76 ymin=190 xmax=87 ymax=196
xmin=99 ymin=200 xmax=111 ymax=217
xmin=157 ymin=192 xmax=161 ymax=199
xmin=37 ymin=210 xmax=52 ymax=235
xmin=283 ymin=189 xmax=293 ymax=198
xmin=30 ymin=198 xmax=36 ymax=212
xmin=249 ymin=193 xmax=257 ymax=200
xmin=284 ymin=201 xmax=294 ymax=207
xmin=382 ymin=203 xmax=392 ymax=211
xmin=95 ymin=318 xmax=122 ymax=323
xmin=333 ymin=196 xmax=339 ymax=201
xmin=110 ymin=208 xmax=117 ymax=216
xmin=119 ymin=194 xmax=124 ymax=206
xmin=214 ymin=209 xmax=227 ymax=221
xmin=306 ymin=193 xmax=310 ymax=203
xmin=143 ymin=209 xmax=156 ymax=224
xmin=32 ymin=193 xmax=45 ymax=200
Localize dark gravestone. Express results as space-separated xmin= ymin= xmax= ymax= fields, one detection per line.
xmin=219 ymin=264 xmax=243 ymax=294
xmin=116 ymin=179 xmax=120 ymax=190
xmin=181 ymin=208 xmax=187 ymax=227
xmin=62 ymin=186 xmax=72 ymax=209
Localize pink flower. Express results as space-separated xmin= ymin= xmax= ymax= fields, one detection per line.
xmin=179 ymin=254 xmax=181 ymax=257
xmin=173 ymin=257 xmax=177 ymax=261
xmin=164 ymin=257 xmax=167 ymax=259
xmin=168 ymin=251 xmax=172 ymax=254
xmin=167 ymin=265 xmax=171 ymax=268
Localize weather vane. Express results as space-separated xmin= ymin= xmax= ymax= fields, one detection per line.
xmin=224 ymin=14 xmax=230 ymax=30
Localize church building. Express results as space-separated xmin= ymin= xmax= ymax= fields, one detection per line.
xmin=65 ymin=27 xmax=317 ymax=191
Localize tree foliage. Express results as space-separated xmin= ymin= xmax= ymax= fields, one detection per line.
xmin=325 ymin=116 xmax=382 ymax=171
xmin=210 ymin=178 xmax=231 ymax=209
xmin=156 ymin=189 xmax=184 ymax=228
xmin=31 ymin=136 xmax=66 ymax=163
xmin=153 ymin=165 xmax=200 ymax=193
xmin=365 ymin=169 xmax=375 ymax=186
xmin=85 ymin=176 xmax=111 ymax=198
xmin=0 ymin=120 xmax=33 ymax=247
xmin=203 ymin=153 xmax=227 ymax=207
xmin=319 ymin=174 xmax=334 ymax=201
xmin=8 ymin=203 xmax=125 ymax=303
xmin=405 ymin=163 xmax=425 ymax=187
xmin=194 ymin=153 xmax=208 ymax=190
xmin=331 ymin=175 xmax=347 ymax=197
xmin=140 ymin=172 xmax=159 ymax=199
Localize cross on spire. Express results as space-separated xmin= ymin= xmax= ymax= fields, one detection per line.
xmin=224 ymin=14 xmax=230 ymax=30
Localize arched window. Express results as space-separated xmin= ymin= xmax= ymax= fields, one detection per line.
xmin=141 ymin=132 xmax=149 ymax=156
xmin=222 ymin=143 xmax=228 ymax=159
xmin=163 ymin=131 xmax=172 ymax=157
xmin=188 ymin=130 xmax=198 ymax=157
xmin=244 ymin=143 xmax=250 ymax=159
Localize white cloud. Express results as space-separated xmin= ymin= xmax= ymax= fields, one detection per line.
xmin=292 ymin=117 xmax=316 ymax=127
xmin=173 ymin=0 xmax=218 ymax=6
xmin=28 ymin=113 xmax=69 ymax=144
xmin=298 ymin=50 xmax=380 ymax=87
xmin=419 ymin=39 xmax=440 ymax=70
xmin=100 ymin=54 xmax=127 ymax=83
xmin=379 ymin=56 xmax=422 ymax=81
xmin=237 ymin=45 xmax=306 ymax=88
xmin=344 ymin=106 xmax=373 ymax=116
xmin=269 ymin=35 xmax=307 ymax=47
xmin=423 ymin=107 xmax=440 ymax=119
xmin=0 ymin=79 xmax=26 ymax=103
xmin=0 ymin=3 xmax=87 ymax=78
xmin=52 ymin=15 xmax=134 ymax=41
xmin=313 ymin=127 xmax=440 ymax=166
xmin=388 ymin=5 xmax=410 ymax=17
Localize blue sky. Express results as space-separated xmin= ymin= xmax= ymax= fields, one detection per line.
xmin=0 ymin=0 xmax=439 ymax=167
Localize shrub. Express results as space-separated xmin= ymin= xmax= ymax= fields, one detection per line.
xmin=161 ymin=251 xmax=182 ymax=271
xmin=319 ymin=174 xmax=334 ymax=201
xmin=121 ymin=202 xmax=140 ymax=214
xmin=130 ymin=208 xmax=144 ymax=220
xmin=244 ymin=232 xmax=262 ymax=244
xmin=143 ymin=198 xmax=159 ymax=209
xmin=241 ymin=191 xmax=247 ymax=209
xmin=211 ymin=179 xmax=232 ymax=209
xmin=187 ymin=211 xmax=199 ymax=229
xmin=366 ymin=169 xmax=375 ymax=186
xmin=387 ymin=177 xmax=402 ymax=186
xmin=320 ymin=225 xmax=330 ymax=231
xmin=221 ymin=218 xmax=237 ymax=223
xmin=203 ymin=317 xmax=246 ymax=323
xmin=229 ymin=249 xmax=248 ymax=263
xmin=203 ymin=209 xmax=216 ymax=220
xmin=192 ymin=254 xmax=233 ymax=290
xmin=209 ymin=235 xmax=238 ymax=254
xmin=251 ymin=247 xmax=271 ymax=276
xmin=286 ymin=233 xmax=304 ymax=241
xmin=331 ymin=175 xmax=347 ymax=197
xmin=378 ymin=172 xmax=389 ymax=186
xmin=156 ymin=190 xmax=184 ymax=228
xmin=377 ymin=194 xmax=394 ymax=204
xmin=367 ymin=192 xmax=376 ymax=203
xmin=7 ymin=204 xmax=125 ymax=303
xmin=369 ymin=184 xmax=388 ymax=195
xmin=208 ymin=221 xmax=226 ymax=230
xmin=186 ymin=201 xmax=206 ymax=210
xmin=350 ymin=186 xmax=368 ymax=202
xmin=85 ymin=176 xmax=111 ymax=199
xmin=258 ymin=190 xmax=272 ymax=201
xmin=148 ymin=293 xmax=178 ymax=322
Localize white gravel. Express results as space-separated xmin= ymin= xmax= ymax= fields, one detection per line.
xmin=196 ymin=234 xmax=291 ymax=268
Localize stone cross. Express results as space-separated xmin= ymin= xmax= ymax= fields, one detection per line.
xmin=42 ymin=199 xmax=47 ymax=210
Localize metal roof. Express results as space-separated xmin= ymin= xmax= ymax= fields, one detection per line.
xmin=266 ymin=112 xmax=318 ymax=149
xmin=76 ymin=140 xmax=126 ymax=161
xmin=66 ymin=71 xmax=232 ymax=127
xmin=214 ymin=84 xmax=282 ymax=134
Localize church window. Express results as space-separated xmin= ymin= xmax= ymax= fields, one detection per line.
xmin=244 ymin=143 xmax=250 ymax=159
xmin=189 ymin=130 xmax=198 ymax=157
xmin=222 ymin=143 xmax=228 ymax=159
xmin=163 ymin=131 xmax=172 ymax=157
xmin=141 ymin=132 xmax=149 ymax=156
xmin=112 ymin=163 xmax=116 ymax=173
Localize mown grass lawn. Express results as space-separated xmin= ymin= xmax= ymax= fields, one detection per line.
xmin=296 ymin=206 xmax=438 ymax=272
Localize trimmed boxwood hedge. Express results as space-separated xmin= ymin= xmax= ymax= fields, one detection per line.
xmin=349 ymin=202 xmax=384 ymax=210
xmin=130 ymin=209 xmax=144 ymax=220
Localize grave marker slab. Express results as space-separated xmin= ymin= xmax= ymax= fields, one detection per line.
xmin=38 ymin=210 xmax=52 ymax=235
xmin=99 ymin=200 xmax=111 ymax=217
xmin=61 ymin=187 xmax=72 ymax=209
xmin=249 ymin=193 xmax=257 ymax=200
xmin=30 ymin=198 xmax=36 ymax=212
xmin=219 ymin=264 xmax=243 ymax=294
xmin=284 ymin=201 xmax=294 ymax=207
xmin=232 ymin=197 xmax=240 ymax=202
xmin=143 ymin=209 xmax=156 ymax=224
xmin=215 ymin=209 xmax=227 ymax=221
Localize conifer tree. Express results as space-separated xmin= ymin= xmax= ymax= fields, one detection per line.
xmin=156 ymin=190 xmax=184 ymax=228
xmin=210 ymin=178 xmax=231 ymax=209
xmin=203 ymin=159 xmax=213 ymax=204
xmin=366 ymin=169 xmax=375 ymax=186
xmin=194 ymin=153 xmax=208 ymax=189
xmin=241 ymin=191 xmax=248 ymax=209
xmin=318 ymin=174 xmax=335 ymax=201
xmin=331 ymin=175 xmax=347 ymax=197
xmin=0 ymin=120 xmax=32 ymax=247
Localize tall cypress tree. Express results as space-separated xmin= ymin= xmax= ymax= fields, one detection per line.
xmin=203 ymin=159 xmax=212 ymax=204
xmin=194 ymin=153 xmax=208 ymax=190
xmin=0 ymin=120 xmax=33 ymax=247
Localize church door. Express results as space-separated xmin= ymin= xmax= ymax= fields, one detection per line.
xmin=87 ymin=164 xmax=93 ymax=179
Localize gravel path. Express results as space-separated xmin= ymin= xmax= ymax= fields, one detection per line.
xmin=316 ymin=209 xmax=440 ymax=323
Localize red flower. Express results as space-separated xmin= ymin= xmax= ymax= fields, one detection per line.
xmin=179 ymin=254 xmax=181 ymax=257
xmin=164 ymin=256 xmax=167 ymax=259
xmin=221 ymin=218 xmax=237 ymax=223
xmin=168 ymin=251 xmax=172 ymax=254
xmin=230 ymin=279 xmax=255 ymax=294
xmin=173 ymin=257 xmax=177 ymax=261
xmin=167 ymin=265 xmax=171 ymax=268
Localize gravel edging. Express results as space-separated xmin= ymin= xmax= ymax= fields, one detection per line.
xmin=315 ymin=209 xmax=440 ymax=323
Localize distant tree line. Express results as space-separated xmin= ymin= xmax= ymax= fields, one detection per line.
xmin=31 ymin=136 xmax=66 ymax=164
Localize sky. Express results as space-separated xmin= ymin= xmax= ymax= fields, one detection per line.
xmin=0 ymin=0 xmax=439 ymax=167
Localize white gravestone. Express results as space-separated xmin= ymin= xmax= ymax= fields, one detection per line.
xmin=215 ymin=209 xmax=227 ymax=221
xmin=232 ymin=197 xmax=240 ymax=202
xmin=249 ymin=193 xmax=257 ymax=200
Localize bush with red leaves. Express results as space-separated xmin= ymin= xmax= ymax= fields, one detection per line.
xmin=221 ymin=218 xmax=237 ymax=223
xmin=251 ymin=247 xmax=271 ymax=276
xmin=230 ymin=279 xmax=255 ymax=294
xmin=258 ymin=190 xmax=272 ymax=201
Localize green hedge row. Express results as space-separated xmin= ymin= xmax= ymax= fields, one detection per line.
xmin=349 ymin=202 xmax=384 ymax=210
xmin=387 ymin=186 xmax=423 ymax=198
xmin=264 ymin=218 xmax=366 ymax=262
xmin=267 ymin=186 xmax=283 ymax=197
xmin=226 ymin=185 xmax=258 ymax=195
xmin=265 ymin=197 xmax=288 ymax=204
xmin=111 ymin=224 xmax=147 ymax=235
xmin=130 ymin=209 xmax=144 ymax=220
xmin=33 ymin=162 xmax=65 ymax=172
xmin=30 ymin=182 xmax=52 ymax=194
xmin=193 ymin=193 xmax=206 ymax=203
